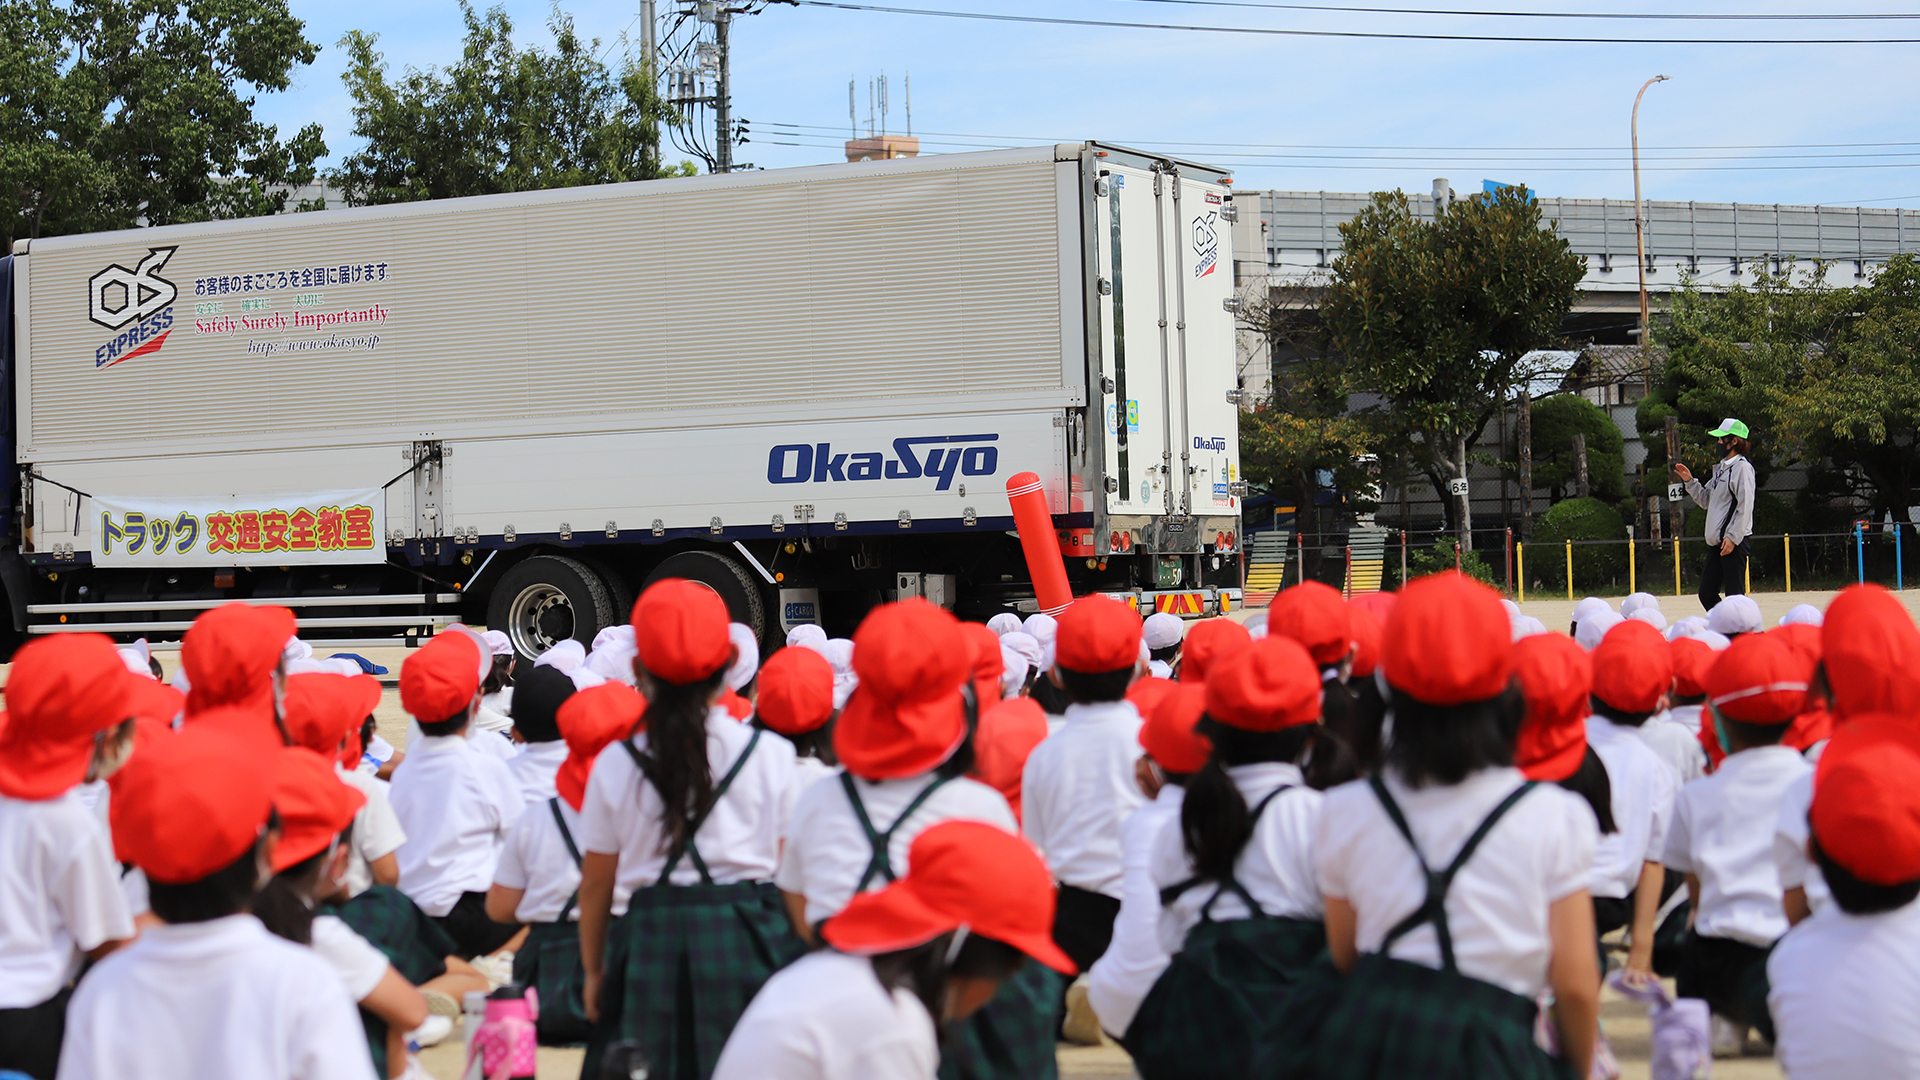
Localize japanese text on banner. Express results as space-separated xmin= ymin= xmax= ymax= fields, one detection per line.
xmin=90 ymin=490 xmax=387 ymax=568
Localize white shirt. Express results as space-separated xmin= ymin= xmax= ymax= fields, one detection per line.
xmin=336 ymin=767 xmax=405 ymax=900
xmin=1315 ymin=767 xmax=1598 ymax=998
xmin=579 ymin=708 xmax=796 ymax=890
xmin=1769 ymin=899 xmax=1920 ymax=1080
xmin=404 ymin=719 xmax=516 ymax=761
xmin=1584 ymin=717 xmax=1678 ymax=899
xmin=59 ymin=914 xmax=376 ymax=1080
xmin=389 ymin=735 xmax=525 ymax=917
xmin=1635 ymin=713 xmax=1707 ymax=787
xmin=310 ymin=914 xmax=392 ymax=1002
xmin=1773 ymin=773 xmax=1831 ymax=916
xmin=776 ymin=770 xmax=1016 ymax=926
xmin=0 ymin=792 xmax=135 ymax=1008
xmin=1021 ymin=700 xmax=1147 ymax=897
xmin=712 ymin=949 xmax=938 ymax=1080
xmin=1662 ymin=745 xmax=1812 ymax=947
xmin=1665 ymin=703 xmax=1703 ymax=735
xmin=1087 ymin=785 xmax=1184 ymax=1038
xmin=508 ymin=742 xmax=568 ymax=807
xmin=494 ymin=797 xmax=631 ymax=922
xmin=1151 ymin=762 xmax=1323 ymax=950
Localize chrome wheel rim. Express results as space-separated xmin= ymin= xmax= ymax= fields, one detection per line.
xmin=507 ymin=582 xmax=572 ymax=657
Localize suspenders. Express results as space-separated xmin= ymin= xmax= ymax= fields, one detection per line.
xmin=842 ymin=772 xmax=956 ymax=892
xmin=1159 ymin=785 xmax=1294 ymax=921
xmin=549 ymin=797 xmax=583 ymax=922
xmin=621 ymin=728 xmax=763 ymax=887
xmin=1369 ymin=776 xmax=1536 ymax=972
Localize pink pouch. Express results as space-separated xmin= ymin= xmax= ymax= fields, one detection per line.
xmin=467 ymin=986 xmax=541 ymax=1080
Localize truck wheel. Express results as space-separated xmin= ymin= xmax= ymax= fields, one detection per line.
xmin=643 ymin=550 xmax=767 ymax=642
xmin=486 ymin=555 xmax=618 ymax=661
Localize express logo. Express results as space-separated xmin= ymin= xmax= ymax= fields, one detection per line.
xmin=1191 ymin=213 xmax=1219 ymax=278
xmin=767 ymin=435 xmax=999 ymax=491
xmin=1192 ymin=436 xmax=1228 ymax=451
xmin=89 ymin=247 xmax=178 ymax=368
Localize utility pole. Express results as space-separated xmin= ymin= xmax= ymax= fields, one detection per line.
xmin=1633 ymin=74 xmax=1670 ymax=397
xmin=640 ymin=0 xmax=655 ymax=69
xmin=713 ymin=5 xmax=732 ymax=172
xmin=1517 ymin=389 xmax=1534 ymax=541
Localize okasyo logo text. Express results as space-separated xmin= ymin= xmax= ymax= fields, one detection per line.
xmin=89 ymin=246 xmax=179 ymax=369
xmin=767 ymin=435 xmax=999 ymax=491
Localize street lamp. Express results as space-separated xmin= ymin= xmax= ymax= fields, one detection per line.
xmin=1633 ymin=74 xmax=1670 ymax=396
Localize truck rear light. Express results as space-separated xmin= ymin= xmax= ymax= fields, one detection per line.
xmin=1109 ymin=531 xmax=1121 ymax=551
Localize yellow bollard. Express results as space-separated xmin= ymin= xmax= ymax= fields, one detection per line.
xmin=1628 ymin=529 xmax=1636 ymax=594
xmin=1517 ymin=543 xmax=1525 ymax=603
xmin=1565 ymin=539 xmax=1574 ymax=601
xmin=1784 ymin=534 xmax=1792 ymax=592
xmin=1672 ymin=538 xmax=1682 ymax=597
xmin=1746 ymin=556 xmax=1752 ymax=596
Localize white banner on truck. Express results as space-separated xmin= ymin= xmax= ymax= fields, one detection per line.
xmin=92 ymin=489 xmax=386 ymax=567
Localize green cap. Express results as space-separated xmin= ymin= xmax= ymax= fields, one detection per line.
xmin=1707 ymin=417 xmax=1749 ymax=439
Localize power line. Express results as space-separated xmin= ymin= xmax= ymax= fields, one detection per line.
xmin=791 ymin=0 xmax=1920 ymax=42
xmin=1111 ymin=0 xmax=1920 ymax=20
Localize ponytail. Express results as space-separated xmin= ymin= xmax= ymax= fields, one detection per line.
xmin=637 ymin=665 xmax=730 ymax=860
xmin=1181 ymin=719 xmax=1312 ymax=882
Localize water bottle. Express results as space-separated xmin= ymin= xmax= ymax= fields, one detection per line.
xmin=600 ymin=1040 xmax=651 ymax=1080
xmin=460 ymin=991 xmax=489 ymax=1080
xmin=467 ymin=985 xmax=540 ymax=1080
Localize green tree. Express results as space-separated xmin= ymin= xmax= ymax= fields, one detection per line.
xmin=1323 ymin=186 xmax=1586 ymax=549
xmin=1524 ymin=393 xmax=1627 ymax=503
xmin=332 ymin=3 xmax=689 ymax=206
xmin=0 ymin=0 xmax=325 ymax=246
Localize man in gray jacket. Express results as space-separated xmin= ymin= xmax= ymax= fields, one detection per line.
xmin=1672 ymin=417 xmax=1757 ymax=612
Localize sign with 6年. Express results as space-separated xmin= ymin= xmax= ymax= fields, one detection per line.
xmin=92 ymin=489 xmax=386 ymax=567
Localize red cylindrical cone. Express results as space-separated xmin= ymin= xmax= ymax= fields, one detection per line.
xmin=1007 ymin=472 xmax=1073 ymax=617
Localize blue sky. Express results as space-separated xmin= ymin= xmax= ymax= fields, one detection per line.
xmin=256 ymin=0 xmax=1920 ymax=208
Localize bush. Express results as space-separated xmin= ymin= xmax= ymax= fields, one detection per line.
xmin=1529 ymin=497 xmax=1630 ymax=591
xmin=1386 ymin=538 xmax=1499 ymax=591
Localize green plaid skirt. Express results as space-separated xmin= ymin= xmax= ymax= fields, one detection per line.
xmin=1125 ymin=916 xmax=1327 ymax=1080
xmin=938 ymin=960 xmax=1064 ymax=1080
xmin=1257 ymin=954 xmax=1573 ymax=1080
xmin=326 ymin=886 xmax=455 ymax=986
xmin=583 ymin=881 xmax=805 ymax=1080
xmin=514 ymin=920 xmax=592 ymax=1046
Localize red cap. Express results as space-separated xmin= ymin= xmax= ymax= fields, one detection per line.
xmin=633 ymin=579 xmax=735 ymax=685
xmin=1783 ymin=701 xmax=1833 ymax=753
xmin=1349 ymin=591 xmax=1397 ymax=625
xmin=400 ymin=629 xmax=487 ymax=725
xmin=0 ymin=634 xmax=134 ymax=801
xmin=720 ymin=689 xmax=753 ymax=722
xmin=971 ymin=697 xmax=1050 ymax=821
xmin=557 ymin=682 xmax=645 ymax=812
xmin=755 ymin=646 xmax=836 ymax=737
xmin=1205 ymin=637 xmax=1322 ymax=733
xmin=1823 ymin=585 xmax=1920 ymax=722
xmin=1054 ymin=595 xmax=1144 ymax=675
xmin=1772 ymin=623 xmax=1823 ymax=674
xmin=1125 ymin=672 xmax=1176 ymax=726
xmin=1591 ymin=620 xmax=1674 ymax=715
xmin=823 ymin=820 xmax=1076 ymax=974
xmin=1140 ymin=682 xmax=1212 ymax=774
xmin=1383 ymin=573 xmax=1514 ymax=707
xmin=1267 ymin=581 xmax=1354 ymax=668
xmin=283 ymin=673 xmax=382 ymax=758
xmin=835 ymin=599 xmax=970 ymax=779
xmin=1705 ymin=633 xmax=1808 ymax=725
xmin=1670 ymin=637 xmax=1716 ymax=699
xmin=1810 ymin=717 xmax=1920 ymax=886
xmin=182 ymin=604 xmax=296 ymax=717
xmin=1348 ymin=608 xmax=1383 ymax=678
xmin=962 ymin=622 xmax=1005 ymax=706
xmin=271 ymin=746 xmax=365 ymax=872
xmin=125 ymin=677 xmax=184 ymax=730
xmin=111 ymin=725 xmax=274 ymax=884
xmin=1179 ymin=619 xmax=1253 ymax=684
xmin=1512 ymin=633 xmax=1593 ymax=782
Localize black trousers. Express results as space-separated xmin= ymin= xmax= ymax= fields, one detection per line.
xmin=1052 ymin=884 xmax=1123 ymax=973
xmin=1698 ymin=537 xmax=1751 ymax=612
xmin=1677 ymin=932 xmax=1770 ymax=1029
xmin=0 ymin=986 xmax=72 ymax=1080
xmin=434 ymin=889 xmax=522 ymax=959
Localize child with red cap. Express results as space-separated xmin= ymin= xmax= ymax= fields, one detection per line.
xmin=713 ymin=820 xmax=1076 ymax=1080
xmin=0 ymin=635 xmax=140 ymax=1080
xmin=488 ymin=682 xmax=642 ymax=1046
xmin=1657 ymin=637 xmax=1715 ymax=784
xmin=1584 ymin=621 xmax=1679 ymax=979
xmin=389 ymin=627 xmax=527 ymax=959
xmin=776 ymin=599 xmax=1047 ymax=1080
xmin=1128 ymin=637 xmax=1331 ymax=1078
xmin=178 ymin=602 xmax=299 ymax=748
xmin=285 ymin=672 xmax=405 ymax=894
xmin=256 ymin=747 xmax=435 ymax=1078
xmin=754 ymin=643 xmax=841 ymax=809
xmin=1284 ymin=573 xmax=1601 ymax=1080
xmin=1021 ymin=594 xmax=1152 ymax=978
xmin=1767 ymin=718 xmax=1920 ymax=1079
xmin=576 ymin=579 xmax=803 ymax=1080
xmin=66 ymin=727 xmax=373 ymax=1080
xmin=1512 ymin=632 xmax=1618 ymax=837
xmin=1660 ymin=631 xmax=1813 ymax=1056
xmin=1085 ymin=682 xmax=1210 ymax=1043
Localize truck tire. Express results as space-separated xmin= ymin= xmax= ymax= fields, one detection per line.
xmin=643 ymin=550 xmax=767 ymax=643
xmin=487 ymin=555 xmax=618 ymax=661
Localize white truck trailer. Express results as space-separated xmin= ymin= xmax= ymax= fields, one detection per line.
xmin=2 ymin=142 xmax=1244 ymax=658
